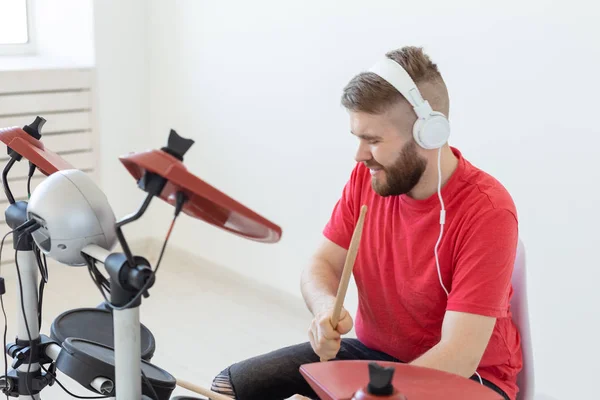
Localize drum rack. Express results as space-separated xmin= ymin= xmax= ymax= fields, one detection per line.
xmin=0 ymin=116 xmax=282 ymax=400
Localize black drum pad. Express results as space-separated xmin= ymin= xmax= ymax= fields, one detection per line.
xmin=50 ymin=308 xmax=156 ymax=361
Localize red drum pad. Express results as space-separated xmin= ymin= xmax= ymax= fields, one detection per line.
xmin=0 ymin=125 xmax=74 ymax=176
xmin=119 ymin=130 xmax=282 ymax=243
xmin=300 ymin=360 xmax=504 ymax=400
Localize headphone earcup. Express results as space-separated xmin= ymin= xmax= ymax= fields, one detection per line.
xmin=413 ymin=112 xmax=450 ymax=150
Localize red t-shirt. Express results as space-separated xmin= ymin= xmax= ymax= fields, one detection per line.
xmin=323 ymin=147 xmax=522 ymax=400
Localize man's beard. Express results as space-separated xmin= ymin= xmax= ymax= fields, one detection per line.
xmin=367 ymin=141 xmax=427 ymax=197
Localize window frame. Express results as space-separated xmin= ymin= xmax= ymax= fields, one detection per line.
xmin=0 ymin=0 xmax=37 ymax=56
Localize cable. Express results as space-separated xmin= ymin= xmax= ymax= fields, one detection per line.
xmin=0 ymin=297 xmax=7 ymax=400
xmin=39 ymin=365 xmax=109 ymax=399
xmin=33 ymin=245 xmax=47 ymax=329
xmin=474 ymin=371 xmax=483 ymax=385
xmin=34 ymin=244 xmax=47 ymax=283
xmin=0 ymin=230 xmax=12 ymax=400
xmin=37 ymin=278 xmax=45 ymax=329
xmin=26 ymin=176 xmax=32 ymax=199
xmin=26 ymin=163 xmax=35 ymax=200
xmin=89 ymin=256 xmax=109 ymax=293
xmin=0 ymin=230 xmax=13 ymax=287
xmin=42 ymin=254 xmax=48 ymax=281
xmin=435 ymin=147 xmax=449 ymax=296
xmin=2 ymin=158 xmax=16 ymax=205
xmin=40 ymin=252 xmax=49 ymax=328
xmin=83 ymin=252 xmax=111 ymax=305
xmin=84 ymin=255 xmax=111 ymax=305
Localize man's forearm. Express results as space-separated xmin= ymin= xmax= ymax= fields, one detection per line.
xmin=300 ymin=259 xmax=340 ymax=316
xmin=409 ymin=340 xmax=479 ymax=378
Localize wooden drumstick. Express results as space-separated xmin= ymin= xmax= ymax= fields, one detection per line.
xmin=331 ymin=204 xmax=367 ymax=328
xmin=176 ymin=378 xmax=232 ymax=400
xmin=320 ymin=204 xmax=368 ymax=362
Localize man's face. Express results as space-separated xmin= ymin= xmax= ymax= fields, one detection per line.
xmin=350 ymin=105 xmax=427 ymax=197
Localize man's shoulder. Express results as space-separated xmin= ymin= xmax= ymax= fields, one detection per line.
xmin=457 ymin=157 xmax=517 ymax=219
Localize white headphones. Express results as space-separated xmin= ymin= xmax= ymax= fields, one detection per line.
xmin=368 ymin=57 xmax=450 ymax=150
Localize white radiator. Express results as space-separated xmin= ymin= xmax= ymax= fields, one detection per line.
xmin=0 ymin=68 xmax=98 ymax=264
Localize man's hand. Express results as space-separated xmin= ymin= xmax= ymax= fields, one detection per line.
xmin=308 ymin=306 xmax=353 ymax=361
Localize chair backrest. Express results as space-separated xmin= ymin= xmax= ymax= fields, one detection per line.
xmin=510 ymin=239 xmax=534 ymax=400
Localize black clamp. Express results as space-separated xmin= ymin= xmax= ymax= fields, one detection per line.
xmin=1 ymin=334 xmax=59 ymax=396
xmin=7 ymin=335 xmax=57 ymax=369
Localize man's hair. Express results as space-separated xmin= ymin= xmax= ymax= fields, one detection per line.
xmin=341 ymin=46 xmax=448 ymax=115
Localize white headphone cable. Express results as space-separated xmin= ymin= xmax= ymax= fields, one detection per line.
xmin=434 ymin=146 xmax=484 ymax=386
xmin=435 ymin=146 xmax=449 ymax=296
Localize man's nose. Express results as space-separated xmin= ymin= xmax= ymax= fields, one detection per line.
xmin=354 ymin=142 xmax=371 ymax=163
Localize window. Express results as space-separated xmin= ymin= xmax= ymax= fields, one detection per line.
xmin=0 ymin=0 xmax=35 ymax=55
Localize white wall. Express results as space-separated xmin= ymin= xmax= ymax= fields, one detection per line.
xmin=0 ymin=0 xmax=95 ymax=70
xmin=92 ymin=0 xmax=153 ymax=240
xmin=93 ymin=1 xmax=599 ymax=398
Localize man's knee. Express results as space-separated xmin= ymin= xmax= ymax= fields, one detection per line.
xmin=211 ymin=367 xmax=236 ymax=399
xmin=210 ymin=343 xmax=318 ymax=399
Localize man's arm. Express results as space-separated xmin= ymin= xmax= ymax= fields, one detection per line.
xmin=409 ymin=310 xmax=496 ymax=377
xmin=411 ymin=208 xmax=518 ymax=377
xmin=300 ymin=237 xmax=348 ymax=316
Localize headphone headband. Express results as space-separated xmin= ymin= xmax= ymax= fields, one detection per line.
xmin=367 ymin=56 xmax=450 ymax=150
xmin=368 ymin=58 xmax=433 ymax=119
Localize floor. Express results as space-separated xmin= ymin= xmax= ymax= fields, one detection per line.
xmin=0 ymin=239 xmax=317 ymax=399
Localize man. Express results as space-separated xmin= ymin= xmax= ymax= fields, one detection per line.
xmin=211 ymin=46 xmax=522 ymax=400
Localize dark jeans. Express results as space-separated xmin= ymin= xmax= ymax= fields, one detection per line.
xmin=216 ymin=339 xmax=509 ymax=400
